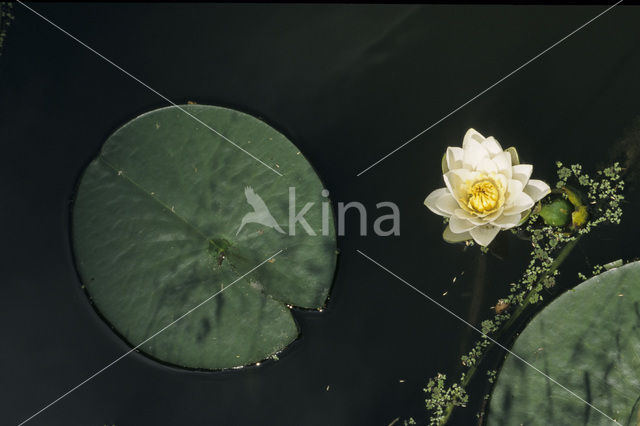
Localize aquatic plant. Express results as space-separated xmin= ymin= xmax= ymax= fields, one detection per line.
xmin=72 ymin=105 xmax=337 ymax=370
xmin=422 ymin=157 xmax=625 ymax=425
xmin=487 ymin=260 xmax=640 ymax=425
xmin=424 ymin=129 xmax=550 ymax=247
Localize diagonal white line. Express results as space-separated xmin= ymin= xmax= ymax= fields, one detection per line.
xmin=356 ymin=249 xmax=621 ymax=425
xmin=356 ymin=1 xmax=623 ymax=177
xmin=18 ymin=249 xmax=284 ymax=426
xmin=17 ymin=1 xmax=283 ymax=177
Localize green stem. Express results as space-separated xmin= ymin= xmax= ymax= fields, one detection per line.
xmin=501 ymin=234 xmax=582 ymax=332
xmin=438 ymin=234 xmax=582 ymax=425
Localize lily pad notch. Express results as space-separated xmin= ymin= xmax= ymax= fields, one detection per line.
xmin=72 ymin=104 xmax=337 ymax=370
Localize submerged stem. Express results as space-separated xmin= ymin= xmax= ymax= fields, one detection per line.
xmin=438 ymin=234 xmax=582 ymax=425
xmin=501 ymin=235 xmax=581 ymax=332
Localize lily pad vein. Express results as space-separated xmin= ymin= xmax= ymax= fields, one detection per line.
xmin=98 ymin=155 xmax=220 ymax=249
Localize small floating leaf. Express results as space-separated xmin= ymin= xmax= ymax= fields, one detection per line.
xmin=539 ymin=198 xmax=572 ymax=227
xmin=561 ymin=184 xmax=586 ymax=208
xmin=571 ymin=205 xmax=589 ymax=228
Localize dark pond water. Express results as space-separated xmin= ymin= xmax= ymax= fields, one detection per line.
xmin=2 ymin=4 xmax=640 ymax=426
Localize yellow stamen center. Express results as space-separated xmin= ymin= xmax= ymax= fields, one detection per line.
xmin=468 ymin=180 xmax=500 ymax=213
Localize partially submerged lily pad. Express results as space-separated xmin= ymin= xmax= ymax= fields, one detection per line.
xmin=539 ymin=186 xmax=590 ymax=229
xmin=488 ymin=261 xmax=640 ymax=425
xmin=539 ymin=198 xmax=572 ymax=226
xmin=72 ymin=105 xmax=337 ymax=370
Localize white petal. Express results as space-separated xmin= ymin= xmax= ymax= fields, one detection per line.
xmin=482 ymin=136 xmax=503 ymax=156
xmin=503 ymin=191 xmax=535 ymax=215
xmin=481 ymin=206 xmax=505 ymax=222
xmin=493 ymin=152 xmax=512 ymax=178
xmin=506 ymin=179 xmax=524 ymax=200
xmin=512 ymin=164 xmax=533 ymax=185
xmin=443 ymin=225 xmax=472 ymax=243
xmin=524 ymin=179 xmax=551 ymax=202
xmin=492 ymin=213 xmax=522 ymax=229
xmin=476 ymin=157 xmax=498 ymax=174
xmin=424 ymin=188 xmax=451 ymax=217
xmin=470 ymin=224 xmax=500 ymax=247
xmin=435 ymin=192 xmax=459 ymax=215
xmin=463 ymin=128 xmax=486 ymax=148
xmin=444 ymin=169 xmax=478 ymax=201
xmin=493 ymin=173 xmax=508 ymax=194
xmin=449 ymin=215 xmax=477 ymax=233
xmin=446 ymin=147 xmax=465 ymax=171
xmin=454 ymin=209 xmax=485 ymax=225
xmin=462 ymin=139 xmax=489 ymax=170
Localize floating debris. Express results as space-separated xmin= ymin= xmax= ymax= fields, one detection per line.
xmin=604 ymin=259 xmax=623 ymax=270
xmin=494 ymin=299 xmax=510 ymax=314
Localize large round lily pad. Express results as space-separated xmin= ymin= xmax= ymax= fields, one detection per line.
xmin=72 ymin=105 xmax=337 ymax=370
xmin=488 ymin=261 xmax=640 ymax=425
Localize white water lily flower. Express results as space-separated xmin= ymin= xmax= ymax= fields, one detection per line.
xmin=424 ymin=128 xmax=551 ymax=247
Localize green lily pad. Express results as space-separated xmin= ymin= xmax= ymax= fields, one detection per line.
xmin=488 ymin=261 xmax=640 ymax=425
xmin=539 ymin=198 xmax=572 ymax=227
xmin=72 ymin=105 xmax=337 ymax=370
